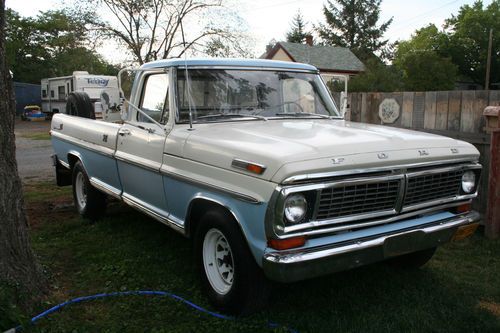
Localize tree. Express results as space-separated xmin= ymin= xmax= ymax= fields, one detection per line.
xmin=348 ymin=58 xmax=403 ymax=92
xmin=85 ymin=0 xmax=249 ymax=64
xmin=317 ymin=0 xmax=393 ymax=61
xmin=204 ymin=36 xmax=253 ymax=58
xmin=398 ymin=51 xmax=457 ymax=91
xmin=444 ymin=0 xmax=500 ymax=88
xmin=394 ymin=24 xmax=447 ymax=59
xmin=0 ymin=0 xmax=46 ymax=309
xmin=286 ymin=10 xmax=309 ymax=43
xmin=5 ymin=9 xmax=118 ymax=83
xmin=393 ymin=24 xmax=457 ymax=91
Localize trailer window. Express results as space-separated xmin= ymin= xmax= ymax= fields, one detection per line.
xmin=42 ymin=90 xmax=47 ymax=98
xmin=58 ymin=86 xmax=65 ymax=98
xmin=138 ymin=73 xmax=169 ymax=124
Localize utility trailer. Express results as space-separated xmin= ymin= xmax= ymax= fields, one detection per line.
xmin=41 ymin=71 xmax=121 ymax=121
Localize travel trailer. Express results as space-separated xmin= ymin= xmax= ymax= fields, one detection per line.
xmin=41 ymin=71 xmax=120 ymax=120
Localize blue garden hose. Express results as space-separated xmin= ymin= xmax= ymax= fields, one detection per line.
xmin=14 ymin=290 xmax=298 ymax=333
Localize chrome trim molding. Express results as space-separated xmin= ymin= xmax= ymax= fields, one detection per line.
xmin=89 ymin=177 xmax=122 ymax=199
xmin=262 ymin=211 xmax=480 ymax=282
xmin=401 ymin=194 xmax=477 ymax=213
xmin=59 ymin=159 xmax=70 ymax=169
xmin=185 ymin=195 xmax=249 ymax=240
xmin=231 ymin=158 xmax=267 ymax=174
xmin=160 ymin=167 xmax=261 ymax=204
xmin=274 ymin=200 xmax=471 ymax=239
xmin=114 ymin=151 xmax=161 ymax=172
xmin=282 ymin=158 xmax=480 ymax=184
xmin=122 ymin=193 xmax=185 ymax=234
xmin=51 ymin=131 xmax=115 ymax=157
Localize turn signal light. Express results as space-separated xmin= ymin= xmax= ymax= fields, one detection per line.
xmin=231 ymin=159 xmax=266 ymax=175
xmin=246 ymin=163 xmax=265 ymax=174
xmin=268 ymin=236 xmax=306 ymax=250
xmin=455 ymin=203 xmax=472 ymax=214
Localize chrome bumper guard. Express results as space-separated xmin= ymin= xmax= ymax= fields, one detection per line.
xmin=262 ymin=211 xmax=480 ymax=283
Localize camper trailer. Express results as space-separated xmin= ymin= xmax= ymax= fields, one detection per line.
xmin=41 ymin=71 xmax=120 ymax=120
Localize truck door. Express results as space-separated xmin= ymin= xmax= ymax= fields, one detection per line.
xmin=115 ymin=72 xmax=170 ymax=217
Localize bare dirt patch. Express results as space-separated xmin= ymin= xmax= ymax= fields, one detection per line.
xmin=15 ymin=118 xmax=54 ymax=182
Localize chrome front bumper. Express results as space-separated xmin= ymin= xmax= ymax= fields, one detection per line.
xmin=262 ymin=211 xmax=480 ymax=283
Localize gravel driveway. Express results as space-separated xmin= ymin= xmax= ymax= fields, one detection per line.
xmin=15 ymin=119 xmax=55 ymax=182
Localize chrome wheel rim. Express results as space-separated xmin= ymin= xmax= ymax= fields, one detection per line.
xmin=75 ymin=172 xmax=87 ymax=210
xmin=202 ymin=228 xmax=234 ymax=295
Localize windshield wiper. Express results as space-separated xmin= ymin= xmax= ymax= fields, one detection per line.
xmin=275 ymin=112 xmax=331 ymax=119
xmin=196 ymin=113 xmax=267 ymax=121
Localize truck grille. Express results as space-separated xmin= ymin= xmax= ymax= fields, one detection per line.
xmin=316 ymin=180 xmax=400 ymax=220
xmin=313 ymin=168 xmax=468 ymax=222
xmin=404 ymin=170 xmax=463 ymax=207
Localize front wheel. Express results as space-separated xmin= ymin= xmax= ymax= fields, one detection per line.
xmin=72 ymin=161 xmax=107 ymax=220
xmin=194 ymin=209 xmax=269 ymax=315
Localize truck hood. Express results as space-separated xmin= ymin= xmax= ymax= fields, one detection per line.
xmin=177 ymin=119 xmax=479 ymax=183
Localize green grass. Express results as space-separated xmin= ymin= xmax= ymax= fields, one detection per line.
xmin=21 ymin=132 xmax=51 ymax=140
xmin=2 ymin=182 xmax=499 ymax=332
xmin=23 ymin=181 xmax=72 ymax=203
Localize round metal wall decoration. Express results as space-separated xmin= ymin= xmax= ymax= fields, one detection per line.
xmin=378 ymin=98 xmax=400 ymax=124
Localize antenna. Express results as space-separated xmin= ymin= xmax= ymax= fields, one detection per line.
xmin=179 ymin=17 xmax=194 ymax=130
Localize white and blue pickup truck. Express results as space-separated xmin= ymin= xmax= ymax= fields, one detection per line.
xmin=51 ymin=58 xmax=481 ymax=314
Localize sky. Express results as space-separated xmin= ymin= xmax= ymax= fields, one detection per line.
xmin=5 ymin=0 xmax=494 ymax=63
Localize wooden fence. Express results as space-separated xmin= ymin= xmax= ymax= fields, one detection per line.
xmin=343 ymin=90 xmax=500 ymax=215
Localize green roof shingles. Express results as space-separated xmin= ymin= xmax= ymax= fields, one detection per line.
xmin=268 ymin=42 xmax=365 ymax=73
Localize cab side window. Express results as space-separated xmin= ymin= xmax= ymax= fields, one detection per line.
xmin=138 ymin=73 xmax=169 ymax=123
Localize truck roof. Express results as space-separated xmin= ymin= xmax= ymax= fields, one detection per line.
xmin=140 ymin=58 xmax=318 ymax=72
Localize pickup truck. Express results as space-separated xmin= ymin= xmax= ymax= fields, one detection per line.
xmin=51 ymin=58 xmax=481 ymax=314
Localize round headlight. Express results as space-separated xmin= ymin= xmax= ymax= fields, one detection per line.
xmin=461 ymin=171 xmax=476 ymax=194
xmin=284 ymin=194 xmax=308 ymax=224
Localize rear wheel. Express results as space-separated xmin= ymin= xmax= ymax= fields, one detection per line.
xmin=72 ymin=161 xmax=106 ymax=220
xmin=386 ymin=247 xmax=437 ymax=269
xmin=194 ymin=209 xmax=269 ymax=315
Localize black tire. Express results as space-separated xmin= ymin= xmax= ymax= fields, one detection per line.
xmin=194 ymin=208 xmax=269 ymax=315
xmin=72 ymin=161 xmax=106 ymax=220
xmin=386 ymin=247 xmax=437 ymax=269
xmin=66 ymin=92 xmax=95 ymax=119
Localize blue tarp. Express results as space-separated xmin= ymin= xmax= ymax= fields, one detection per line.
xmin=14 ymin=82 xmax=41 ymax=114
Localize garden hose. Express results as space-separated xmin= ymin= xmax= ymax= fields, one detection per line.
xmin=10 ymin=290 xmax=298 ymax=333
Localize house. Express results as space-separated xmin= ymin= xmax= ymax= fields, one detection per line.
xmin=260 ymin=37 xmax=365 ymax=81
xmin=261 ymin=37 xmax=365 ymax=113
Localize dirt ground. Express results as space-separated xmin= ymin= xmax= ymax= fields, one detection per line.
xmin=14 ymin=118 xmax=55 ymax=182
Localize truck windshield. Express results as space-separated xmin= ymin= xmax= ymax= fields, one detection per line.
xmin=176 ymin=69 xmax=340 ymax=123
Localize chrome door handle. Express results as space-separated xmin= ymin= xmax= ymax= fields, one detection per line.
xmin=118 ymin=128 xmax=131 ymax=136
